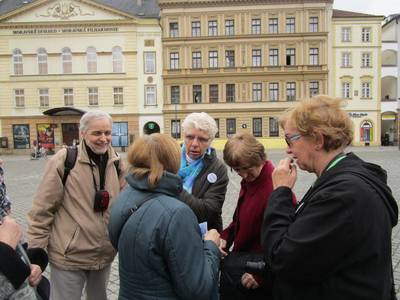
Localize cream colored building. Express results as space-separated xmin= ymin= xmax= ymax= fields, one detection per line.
xmin=0 ymin=0 xmax=161 ymax=153
xmin=330 ymin=9 xmax=383 ymax=146
xmin=158 ymin=0 xmax=332 ymax=149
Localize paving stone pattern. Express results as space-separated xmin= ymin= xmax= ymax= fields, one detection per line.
xmin=2 ymin=146 xmax=400 ymax=299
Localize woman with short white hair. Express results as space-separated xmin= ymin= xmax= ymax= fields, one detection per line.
xmin=178 ymin=112 xmax=228 ymax=232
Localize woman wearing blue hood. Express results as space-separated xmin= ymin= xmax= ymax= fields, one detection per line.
xmin=108 ymin=134 xmax=221 ymax=300
xmin=178 ymin=112 xmax=228 ymax=232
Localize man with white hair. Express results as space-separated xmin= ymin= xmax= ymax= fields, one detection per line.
xmin=178 ymin=112 xmax=228 ymax=232
xmin=27 ymin=111 xmax=125 ymax=300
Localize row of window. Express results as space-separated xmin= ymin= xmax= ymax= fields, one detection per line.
xmin=341 ymin=81 xmax=372 ymax=99
xmin=341 ymin=52 xmax=372 ymax=68
xmin=12 ymin=46 xmax=151 ymax=75
xmin=171 ymin=117 xmax=280 ymax=138
xmin=13 ymin=87 xmax=129 ymax=107
xmin=169 ymin=16 xmax=319 ymax=38
xmin=341 ymin=27 xmax=372 ymax=42
xmin=170 ymin=82 xmax=320 ymax=104
xmin=169 ymin=48 xmax=320 ymax=69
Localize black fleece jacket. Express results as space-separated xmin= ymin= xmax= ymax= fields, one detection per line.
xmin=262 ymin=152 xmax=398 ymax=300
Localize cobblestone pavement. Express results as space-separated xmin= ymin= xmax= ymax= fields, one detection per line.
xmin=1 ymin=146 xmax=400 ymax=299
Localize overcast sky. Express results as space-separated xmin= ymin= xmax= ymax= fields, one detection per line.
xmin=333 ymin=0 xmax=399 ymax=17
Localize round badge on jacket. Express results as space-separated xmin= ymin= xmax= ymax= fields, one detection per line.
xmin=207 ymin=173 xmax=217 ymax=183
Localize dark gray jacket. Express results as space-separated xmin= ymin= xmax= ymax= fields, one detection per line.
xmin=108 ymin=172 xmax=220 ymax=300
xmin=178 ymin=148 xmax=228 ymax=232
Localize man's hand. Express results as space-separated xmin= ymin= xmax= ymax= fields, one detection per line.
xmin=0 ymin=216 xmax=22 ymax=249
xmin=241 ymin=272 xmax=259 ymax=289
xmin=204 ymin=229 xmax=220 ymax=248
xmin=272 ymin=157 xmax=297 ymax=189
xmin=28 ymin=264 xmax=42 ymax=287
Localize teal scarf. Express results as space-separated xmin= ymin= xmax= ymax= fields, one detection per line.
xmin=178 ymin=145 xmax=210 ymax=193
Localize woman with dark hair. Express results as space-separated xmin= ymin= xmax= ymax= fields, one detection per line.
xmin=220 ymin=133 xmax=295 ymax=299
xmin=108 ymin=133 xmax=221 ymax=300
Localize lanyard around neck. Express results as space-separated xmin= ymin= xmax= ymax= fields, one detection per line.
xmin=326 ymin=154 xmax=346 ymax=172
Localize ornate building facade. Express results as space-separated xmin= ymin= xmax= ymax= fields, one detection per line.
xmin=159 ymin=0 xmax=332 ymax=148
xmin=0 ymin=0 xmax=161 ymax=153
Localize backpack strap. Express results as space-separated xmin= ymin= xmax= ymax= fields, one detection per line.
xmin=62 ymin=146 xmax=78 ymax=186
xmin=62 ymin=146 xmax=121 ymax=186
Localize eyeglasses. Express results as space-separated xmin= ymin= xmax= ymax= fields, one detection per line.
xmin=185 ymin=134 xmax=210 ymax=144
xmin=285 ymin=133 xmax=302 ymax=146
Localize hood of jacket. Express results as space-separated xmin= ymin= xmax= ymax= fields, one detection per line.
xmin=126 ymin=171 xmax=183 ymax=197
xmin=319 ymin=152 xmax=398 ymax=227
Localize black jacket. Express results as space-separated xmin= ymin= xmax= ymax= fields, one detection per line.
xmin=262 ymin=152 xmax=398 ymax=300
xmin=178 ymin=148 xmax=228 ymax=232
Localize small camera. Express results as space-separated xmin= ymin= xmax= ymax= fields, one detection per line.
xmin=94 ymin=190 xmax=110 ymax=212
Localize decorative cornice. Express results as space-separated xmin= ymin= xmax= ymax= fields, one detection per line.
xmin=158 ymin=0 xmax=333 ymax=9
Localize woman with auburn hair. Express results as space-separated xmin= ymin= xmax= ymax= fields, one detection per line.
xmin=108 ymin=133 xmax=221 ymax=300
xmin=220 ymin=133 xmax=295 ymax=299
xmin=261 ymin=96 xmax=398 ymax=300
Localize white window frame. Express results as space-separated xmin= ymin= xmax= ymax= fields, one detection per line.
xmin=86 ymin=47 xmax=97 ymax=73
xmin=144 ymin=51 xmax=156 ymax=74
xmin=361 ymin=52 xmax=371 ymax=67
xmin=361 ymin=27 xmax=371 ymax=42
xmin=342 ymin=27 xmax=351 ymax=42
xmin=342 ymin=52 xmax=351 ymax=67
xmin=209 ymin=50 xmax=218 ymax=68
xmin=192 ymin=21 xmax=201 ymax=37
xmin=113 ymin=87 xmax=124 ymax=105
xmin=170 ymin=52 xmax=179 ymax=70
xmin=342 ymin=82 xmax=351 ymax=99
xmin=37 ymin=48 xmax=48 ymax=75
xmin=225 ymin=19 xmax=234 ymax=35
xmin=309 ymin=48 xmax=319 ymax=65
xmin=192 ymin=51 xmax=202 ymax=69
xmin=252 ymin=83 xmax=262 ymax=102
xmin=62 ymin=47 xmax=72 ymax=74
xmin=13 ymin=49 xmax=23 ymax=75
xmin=251 ymin=18 xmax=261 ymax=34
xmin=252 ymin=49 xmax=262 ymax=67
xmin=286 ymin=17 xmax=295 ymax=33
xmin=310 ymin=81 xmax=319 ymax=97
xmin=361 ymin=82 xmax=371 ymax=98
xmin=286 ymin=82 xmax=296 ymax=101
xmin=112 ymin=46 xmax=123 ymax=73
xmin=39 ymin=88 xmax=49 ymax=107
xmin=64 ymin=88 xmax=74 ymax=106
xmin=208 ymin=20 xmax=218 ymax=36
xmin=88 ymin=87 xmax=98 ymax=106
xmin=269 ymin=82 xmax=279 ymax=101
xmin=309 ymin=17 xmax=318 ymax=32
xmin=269 ymin=18 xmax=278 ymax=33
xmin=145 ymin=85 xmax=157 ymax=106
xmin=14 ymin=89 xmax=25 ymax=107
xmin=269 ymin=49 xmax=279 ymax=66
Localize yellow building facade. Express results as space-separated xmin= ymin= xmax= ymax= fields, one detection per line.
xmin=159 ymin=0 xmax=333 ymax=149
xmin=330 ymin=10 xmax=383 ymax=146
xmin=0 ymin=0 xmax=161 ymax=153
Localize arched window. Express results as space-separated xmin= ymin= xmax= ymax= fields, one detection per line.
xmin=62 ymin=47 xmax=72 ymax=74
xmin=13 ymin=49 xmax=23 ymax=75
xmin=37 ymin=48 xmax=48 ymax=75
xmin=86 ymin=47 xmax=97 ymax=73
xmin=112 ymin=46 xmax=123 ymax=73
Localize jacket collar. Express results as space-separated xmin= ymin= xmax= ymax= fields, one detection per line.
xmin=77 ymin=140 xmax=118 ymax=165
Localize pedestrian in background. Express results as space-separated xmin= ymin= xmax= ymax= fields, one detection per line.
xmin=109 ymin=133 xmax=221 ymax=300
xmin=178 ymin=112 xmax=228 ymax=232
xmin=27 ymin=111 xmax=125 ymax=300
xmin=262 ymin=95 xmax=398 ymax=300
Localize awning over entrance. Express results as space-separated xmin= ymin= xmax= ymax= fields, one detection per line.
xmin=43 ymin=107 xmax=86 ymax=116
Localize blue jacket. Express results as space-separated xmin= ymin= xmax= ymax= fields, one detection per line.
xmin=108 ymin=172 xmax=220 ymax=300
